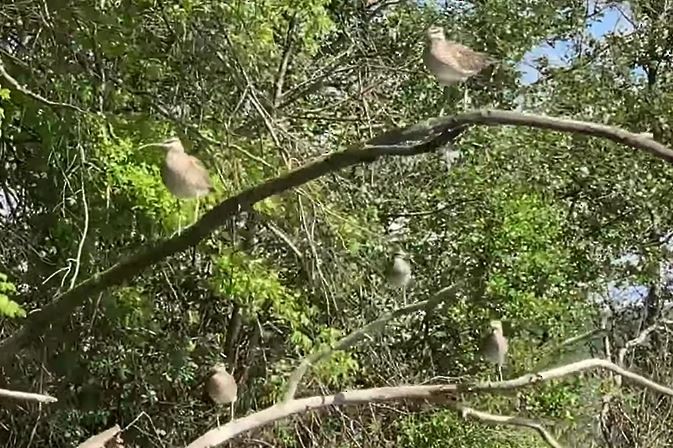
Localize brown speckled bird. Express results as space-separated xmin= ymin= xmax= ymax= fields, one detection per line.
xmin=205 ymin=364 xmax=237 ymax=425
xmin=386 ymin=250 xmax=412 ymax=304
xmin=157 ymin=137 xmax=212 ymax=200
xmin=480 ymin=320 xmax=508 ymax=381
xmin=139 ymin=136 xmax=212 ymax=230
xmin=423 ymin=25 xmax=495 ymax=109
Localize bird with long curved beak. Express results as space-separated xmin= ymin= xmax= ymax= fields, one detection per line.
xmin=205 ymin=364 xmax=238 ymax=426
xmin=423 ymin=25 xmax=495 ymax=110
xmin=386 ymin=250 xmax=412 ymax=304
xmin=480 ymin=320 xmax=508 ymax=381
xmin=138 ymin=136 xmax=212 ymax=231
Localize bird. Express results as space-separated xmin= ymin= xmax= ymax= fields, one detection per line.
xmin=205 ymin=364 xmax=238 ymax=425
xmin=386 ymin=250 xmax=412 ymax=304
xmin=481 ymin=320 xmax=508 ymax=381
xmin=423 ymin=25 xmax=495 ymax=110
xmin=139 ymin=136 xmax=212 ymax=231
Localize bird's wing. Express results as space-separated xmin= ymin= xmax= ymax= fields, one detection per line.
xmin=186 ymin=155 xmax=213 ymax=190
xmin=442 ymin=41 xmax=494 ymax=72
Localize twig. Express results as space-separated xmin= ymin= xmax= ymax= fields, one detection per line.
xmin=263 ymin=221 xmax=303 ymax=259
xmin=150 ymin=101 xmax=275 ymax=170
xmin=382 ymin=198 xmax=479 ymax=219
xmin=0 ymin=388 xmax=57 ymax=403
xmin=456 ymin=404 xmax=563 ymax=448
xmin=185 ymin=357 xmax=673 ymax=448
xmin=2 ymin=109 xmax=672 ymax=364
xmin=284 ymin=285 xmax=458 ymax=400
xmin=549 ymin=328 xmax=605 ymax=354
xmin=68 ymin=143 xmax=90 ymax=289
xmin=0 ymin=58 xmax=88 ymax=114
xmin=272 ymin=14 xmax=297 ymax=109
xmin=614 ymin=320 xmax=672 ymax=387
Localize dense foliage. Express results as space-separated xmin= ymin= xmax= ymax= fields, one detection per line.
xmin=1 ymin=0 xmax=672 ymax=447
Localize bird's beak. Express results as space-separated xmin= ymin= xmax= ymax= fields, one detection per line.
xmin=137 ymin=142 xmax=167 ymax=151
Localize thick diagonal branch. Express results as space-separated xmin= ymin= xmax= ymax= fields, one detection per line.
xmin=284 ymin=285 xmax=457 ymax=400
xmin=2 ymin=109 xmax=672 ymax=364
xmin=0 ymin=124 xmax=462 ymax=365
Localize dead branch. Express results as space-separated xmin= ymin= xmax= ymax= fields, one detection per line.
xmin=284 ymin=285 xmax=458 ymax=400
xmin=76 ymin=425 xmax=121 ymax=448
xmin=0 ymin=387 xmax=57 ymax=403
xmin=614 ymin=319 xmax=673 ymax=386
xmin=1 ymin=109 xmax=672 ymax=365
xmin=0 ymin=58 xmax=88 ymax=114
xmin=555 ymin=328 xmax=605 ymax=350
xmin=456 ymin=404 xmax=563 ymax=448
xmin=186 ymin=357 xmax=673 ymax=448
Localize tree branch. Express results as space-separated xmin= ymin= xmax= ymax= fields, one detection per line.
xmin=0 ymin=387 xmax=57 ymax=403
xmin=546 ymin=328 xmax=606 ymax=355
xmin=76 ymin=425 xmax=121 ymax=448
xmin=2 ymin=109 xmax=672 ymax=365
xmin=370 ymin=109 xmax=673 ymax=163
xmin=456 ymin=405 xmax=563 ymax=448
xmin=0 ymin=58 xmax=88 ymax=114
xmin=185 ymin=357 xmax=673 ymax=448
xmin=272 ymin=14 xmax=297 ymax=109
xmin=284 ymin=285 xmax=458 ymax=400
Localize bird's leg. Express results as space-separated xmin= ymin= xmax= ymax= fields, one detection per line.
xmin=462 ymin=86 xmax=470 ymax=111
xmin=216 ymin=412 xmax=221 ymax=428
xmin=229 ymin=402 xmax=235 ymax=421
xmin=497 ymin=365 xmax=503 ymax=382
xmin=193 ymin=198 xmax=200 ymax=225
xmin=403 ymin=285 xmax=407 ymax=306
xmin=169 ymin=200 xmax=183 ymax=238
xmin=439 ymin=86 xmax=449 ymax=116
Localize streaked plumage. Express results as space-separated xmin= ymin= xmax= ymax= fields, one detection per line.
xmin=387 ymin=251 xmax=411 ymax=288
xmin=423 ymin=26 xmax=494 ymax=86
xmin=206 ymin=364 xmax=238 ymax=405
xmin=481 ymin=320 xmax=508 ymax=380
xmin=159 ymin=137 xmax=212 ymax=199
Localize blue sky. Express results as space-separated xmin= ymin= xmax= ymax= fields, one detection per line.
xmin=519 ymin=3 xmax=635 ymax=84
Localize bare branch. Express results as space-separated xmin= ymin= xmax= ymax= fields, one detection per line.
xmin=475 ymin=358 xmax=673 ymax=396
xmin=371 ymin=110 xmax=673 ymax=163
xmin=456 ymin=405 xmax=564 ymax=448
xmin=0 ymin=387 xmax=57 ymax=403
xmin=186 ymin=357 xmax=673 ymax=448
xmin=614 ymin=319 xmax=673 ymax=387
xmin=553 ymin=328 xmax=605 ymax=352
xmin=76 ymin=425 xmax=121 ymax=448
xmin=68 ymin=143 xmax=90 ymax=290
xmin=272 ymin=14 xmax=297 ymax=109
xmin=263 ymin=220 xmax=303 ymax=259
xmin=2 ymin=109 xmax=672 ymax=364
xmin=0 ymin=58 xmax=88 ymax=114
xmin=284 ymin=285 xmax=458 ymax=400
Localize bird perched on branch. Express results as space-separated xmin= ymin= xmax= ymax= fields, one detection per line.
xmin=205 ymin=364 xmax=238 ymax=425
xmin=423 ymin=25 xmax=495 ymax=110
xmin=386 ymin=250 xmax=412 ymax=304
xmin=480 ymin=320 xmax=508 ymax=381
xmin=138 ymin=136 xmax=212 ymax=230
